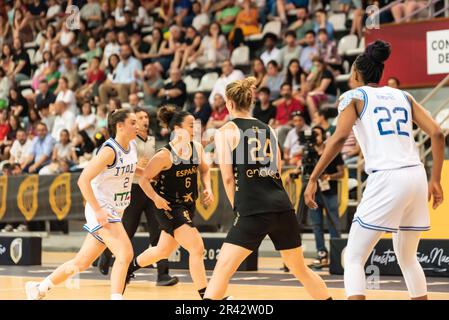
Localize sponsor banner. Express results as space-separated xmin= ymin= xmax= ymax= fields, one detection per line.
xmin=330 ymin=238 xmax=449 ymax=277
xmin=0 ymin=236 xmax=42 ymax=265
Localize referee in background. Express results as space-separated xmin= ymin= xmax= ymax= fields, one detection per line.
xmin=98 ymin=107 xmax=178 ymax=286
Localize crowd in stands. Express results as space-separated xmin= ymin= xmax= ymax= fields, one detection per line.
xmin=0 ymin=0 xmax=435 ymax=185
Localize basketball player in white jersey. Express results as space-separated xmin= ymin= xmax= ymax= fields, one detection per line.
xmin=25 ymin=109 xmax=141 ymax=300
xmin=304 ymin=40 xmax=445 ymax=300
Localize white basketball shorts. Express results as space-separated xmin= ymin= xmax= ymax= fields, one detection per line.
xmin=83 ymin=203 xmax=123 ymax=244
xmin=353 ymin=164 xmax=430 ymax=233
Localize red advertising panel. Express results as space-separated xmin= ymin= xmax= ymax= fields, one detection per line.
xmin=365 ymin=18 xmax=449 ymax=88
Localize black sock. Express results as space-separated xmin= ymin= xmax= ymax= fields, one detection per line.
xmin=198 ymin=287 xmax=206 ymax=299
xmin=129 ymin=257 xmax=141 ymax=274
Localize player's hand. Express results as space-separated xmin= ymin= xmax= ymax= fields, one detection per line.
xmin=154 ymin=195 xmax=171 ymax=211
xmin=304 ymin=180 xmax=318 ymax=209
xmin=428 ymin=180 xmax=444 ymax=209
xmin=95 ymin=208 xmax=111 ymax=227
xmin=202 ymin=188 xmax=214 ymax=207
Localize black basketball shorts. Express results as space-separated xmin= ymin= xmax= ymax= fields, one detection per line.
xmin=155 ymin=203 xmax=196 ymax=237
xmin=224 ymin=210 xmax=302 ymax=251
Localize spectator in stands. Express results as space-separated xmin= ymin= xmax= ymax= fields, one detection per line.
xmin=104 ymin=53 xmax=120 ymax=83
xmin=75 ymin=57 xmax=105 ymax=102
xmin=152 ymin=24 xmax=184 ymax=73
xmin=51 ymin=101 xmax=75 ymax=142
xmin=31 ymin=50 xmax=53 ymax=91
xmin=128 ymin=93 xmax=143 ymax=109
xmin=23 ymin=122 xmax=55 ymax=173
xmin=79 ymin=37 xmax=103 ymax=64
xmin=6 ymin=114 xmax=22 ymax=142
xmin=0 ymin=110 xmax=10 ymax=159
xmin=349 ymin=0 xmax=364 ymax=38
xmin=312 ymin=108 xmax=335 ymax=137
xmin=45 ymin=60 xmax=62 ymax=93
xmin=107 ymin=97 xmax=122 ymax=113
xmin=317 ymin=28 xmax=341 ymax=68
xmin=99 ymin=43 xmax=142 ymax=104
xmin=131 ymin=27 xmax=164 ymax=67
xmin=136 ymin=1 xmax=154 ymax=27
xmin=12 ymin=37 xmax=32 ymax=83
xmin=136 ymin=63 xmax=164 ymax=111
xmin=285 ymin=58 xmax=306 ymax=102
xmin=229 ymin=0 xmax=261 ymax=47
xmin=307 ymin=125 xmax=343 ymax=268
xmin=387 ymin=76 xmax=400 ymax=88
xmin=313 ymin=9 xmax=334 ymax=41
xmin=209 ymin=60 xmax=244 ymax=105
xmin=39 ymin=129 xmax=77 ymax=175
xmin=216 ymin=0 xmax=241 ymax=35
xmin=102 ymin=31 xmax=120 ymax=68
xmin=277 ymin=0 xmax=310 ymax=25
xmin=0 ymin=15 xmax=12 ymax=47
xmin=260 ymin=60 xmax=285 ymax=100
xmin=27 ymin=0 xmax=47 ymax=35
xmin=60 ymin=57 xmax=80 ymax=90
xmin=46 ymin=0 xmax=61 ymax=23
xmin=251 ymin=57 xmax=266 ymax=88
xmin=54 ymin=77 xmax=77 ymax=114
xmin=95 ymin=104 xmax=108 ymax=131
xmin=207 ymin=93 xmax=230 ymax=129
xmin=277 ymin=30 xmax=302 ymax=71
xmin=172 ymin=26 xmax=202 ymax=71
xmin=76 ymin=101 xmax=97 ymax=139
xmin=188 ymin=92 xmax=212 ymax=127
xmin=39 ymin=24 xmax=57 ymax=55
xmin=305 ymin=57 xmax=337 ymax=115
xmin=80 ymin=0 xmax=103 ymax=29
xmin=271 ymin=82 xmax=306 ymax=147
xmin=299 ymin=30 xmax=318 ymax=73
xmin=71 ymin=130 xmax=96 ymax=168
xmin=12 ymin=8 xmax=33 ymax=43
xmin=0 ymin=68 xmax=10 ymax=108
xmin=192 ymin=22 xmax=230 ymax=69
xmin=35 ymin=79 xmax=56 ymax=111
xmin=55 ymin=20 xmax=76 ymax=50
xmin=260 ymin=33 xmax=280 ymax=66
xmin=192 ymin=1 xmax=211 ymax=34
xmin=173 ymin=0 xmax=194 ymax=27
xmin=9 ymin=128 xmax=31 ymax=169
xmin=288 ymin=7 xmax=314 ymax=44
xmin=27 ymin=107 xmax=43 ymax=137
xmin=8 ymin=86 xmax=28 ymax=119
xmin=158 ymin=67 xmax=187 ymax=109
xmin=391 ymin=0 xmax=428 ymax=23
xmin=253 ymin=87 xmax=277 ymax=124
xmin=1 ymin=44 xmax=15 ymax=76
xmin=283 ymin=110 xmax=310 ymax=166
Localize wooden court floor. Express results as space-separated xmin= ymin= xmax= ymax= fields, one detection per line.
xmin=1 ymin=252 xmax=448 ymax=300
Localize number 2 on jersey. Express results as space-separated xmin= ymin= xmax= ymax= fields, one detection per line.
xmin=374 ymin=106 xmax=410 ymax=137
xmin=248 ymin=138 xmax=273 ymax=162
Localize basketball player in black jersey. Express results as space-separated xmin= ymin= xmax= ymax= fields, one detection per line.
xmin=125 ymin=106 xmax=214 ymax=299
xmin=203 ymin=77 xmax=331 ymax=300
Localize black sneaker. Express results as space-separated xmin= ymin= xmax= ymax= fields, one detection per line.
xmin=98 ymin=251 xmax=113 ymax=276
xmin=308 ymin=251 xmax=329 ymax=269
xmin=156 ymin=274 xmax=179 ymax=286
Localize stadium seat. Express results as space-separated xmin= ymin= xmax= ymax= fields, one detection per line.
xmin=184 ymin=75 xmax=200 ymax=94
xmin=21 ymin=88 xmax=34 ymax=97
xmin=346 ymin=37 xmax=365 ymax=57
xmin=230 ymin=45 xmax=250 ymax=67
xmin=247 ymin=21 xmax=282 ymax=41
xmin=198 ymin=72 xmax=219 ymax=92
xmin=337 ymin=34 xmax=358 ymax=56
xmin=328 ymin=13 xmax=347 ymax=32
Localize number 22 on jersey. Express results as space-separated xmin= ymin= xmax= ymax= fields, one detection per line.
xmin=374 ymin=106 xmax=410 ymax=137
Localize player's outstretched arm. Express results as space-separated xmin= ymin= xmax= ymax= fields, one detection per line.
xmin=138 ymin=150 xmax=172 ymax=211
xmin=77 ymin=147 xmax=116 ymax=226
xmin=409 ymin=93 xmax=445 ymax=209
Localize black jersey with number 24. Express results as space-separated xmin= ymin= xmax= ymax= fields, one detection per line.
xmin=231 ymin=118 xmax=293 ymax=216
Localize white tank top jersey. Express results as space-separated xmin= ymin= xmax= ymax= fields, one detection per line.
xmin=91 ymin=138 xmax=138 ymax=213
xmin=338 ymin=85 xmax=422 ymax=174
xmin=132 ymin=135 xmax=155 ymax=184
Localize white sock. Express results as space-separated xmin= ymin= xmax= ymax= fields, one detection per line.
xmin=111 ymin=293 xmax=123 ymax=300
xmin=38 ymin=277 xmax=54 ymax=293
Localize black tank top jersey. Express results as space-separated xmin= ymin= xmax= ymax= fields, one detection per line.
xmin=231 ymin=118 xmax=293 ymax=216
xmin=154 ymin=142 xmax=199 ymax=207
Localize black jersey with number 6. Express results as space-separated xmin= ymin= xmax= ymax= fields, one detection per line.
xmin=154 ymin=142 xmax=199 ymax=206
xmin=231 ymin=118 xmax=293 ymax=216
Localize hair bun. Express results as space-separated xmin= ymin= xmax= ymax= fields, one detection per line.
xmin=240 ymin=77 xmax=257 ymax=91
xmin=366 ymin=40 xmax=391 ymax=64
xmin=157 ymin=105 xmax=177 ymax=126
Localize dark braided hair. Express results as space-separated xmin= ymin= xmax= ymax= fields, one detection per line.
xmin=354 ymin=40 xmax=391 ymax=84
xmin=158 ymin=105 xmax=191 ymax=131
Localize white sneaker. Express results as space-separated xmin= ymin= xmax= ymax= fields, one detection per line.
xmin=25 ymin=281 xmax=45 ymax=300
